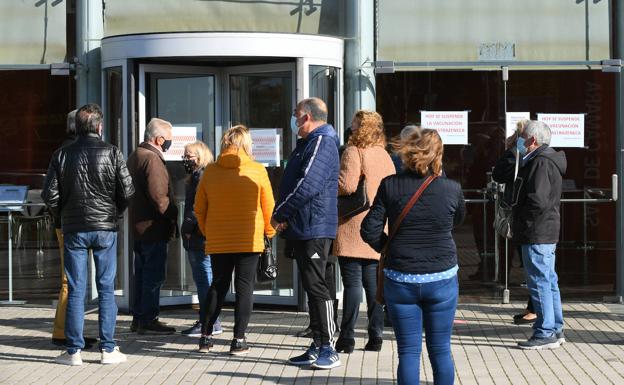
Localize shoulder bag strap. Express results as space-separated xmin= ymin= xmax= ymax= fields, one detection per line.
xmin=513 ymin=149 xmax=520 ymax=181
xmin=383 ymin=174 xmax=438 ymax=254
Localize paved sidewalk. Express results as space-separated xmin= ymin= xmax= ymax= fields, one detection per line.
xmin=0 ymin=303 xmax=623 ymax=384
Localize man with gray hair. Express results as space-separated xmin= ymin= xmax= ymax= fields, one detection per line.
xmin=50 ymin=110 xmax=99 ymax=349
xmin=43 ymin=103 xmax=135 ymax=365
xmin=127 ymin=118 xmax=178 ymax=334
xmin=496 ymin=120 xmax=567 ymax=350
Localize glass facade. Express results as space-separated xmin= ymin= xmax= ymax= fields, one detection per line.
xmin=376 ymin=70 xmax=616 ymax=300
xmin=0 ymin=70 xmax=75 ymax=301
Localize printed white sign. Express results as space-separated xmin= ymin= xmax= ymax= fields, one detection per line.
xmin=165 ymin=125 xmax=200 ymax=161
xmin=251 ymin=128 xmax=281 ymax=167
xmin=420 ymin=111 xmax=468 ymax=145
xmin=505 ymin=112 xmax=531 ymax=138
xmin=537 ymin=114 xmax=585 ymax=148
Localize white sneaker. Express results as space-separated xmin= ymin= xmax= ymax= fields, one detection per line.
xmin=101 ymin=346 xmax=127 ymax=364
xmin=55 ymin=350 xmax=82 ymax=366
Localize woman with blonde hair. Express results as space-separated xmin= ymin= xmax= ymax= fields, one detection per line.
xmin=362 ymin=129 xmax=465 ymax=385
xmin=334 ymin=110 xmax=395 ymax=353
xmin=179 ymin=141 xmax=223 ymax=337
xmin=194 ymin=125 xmax=276 ymax=355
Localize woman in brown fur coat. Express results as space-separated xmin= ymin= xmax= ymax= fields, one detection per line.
xmin=334 ymin=110 xmax=395 ymax=353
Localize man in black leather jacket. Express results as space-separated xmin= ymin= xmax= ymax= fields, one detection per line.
xmin=42 ymin=103 xmax=135 ymax=366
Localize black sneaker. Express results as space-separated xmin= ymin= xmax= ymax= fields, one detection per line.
xmin=229 ymin=338 xmax=250 ymax=355
xmin=138 ymin=319 xmax=176 ymax=335
xmin=518 ymin=335 xmax=560 ymax=350
xmin=181 ymin=321 xmax=202 ymax=337
xmin=198 ymin=336 xmax=213 ymax=353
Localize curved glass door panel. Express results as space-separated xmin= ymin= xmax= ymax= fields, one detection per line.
xmin=227 ymin=64 xmax=296 ymax=304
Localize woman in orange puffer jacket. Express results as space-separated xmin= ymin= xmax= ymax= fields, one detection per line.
xmin=194 ymin=125 xmax=276 ymax=356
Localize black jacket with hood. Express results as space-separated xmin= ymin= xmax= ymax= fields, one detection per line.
xmin=493 ymin=144 xmax=567 ymax=244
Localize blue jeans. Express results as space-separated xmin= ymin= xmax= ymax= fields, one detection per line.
xmin=338 ymin=257 xmax=383 ymax=339
xmin=133 ymin=240 xmax=167 ymax=325
xmin=521 ymin=244 xmax=564 ymax=338
xmin=186 ymin=249 xmax=220 ymax=329
xmin=64 ymin=231 xmax=118 ymax=354
xmin=385 ymin=275 xmax=458 ymax=385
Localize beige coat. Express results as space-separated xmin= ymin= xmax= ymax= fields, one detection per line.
xmin=333 ymin=145 xmax=395 ymax=260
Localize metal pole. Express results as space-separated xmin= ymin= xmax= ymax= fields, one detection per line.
xmin=76 ymin=0 xmax=103 ymax=106
xmin=615 ymin=0 xmax=624 ymax=302
xmin=1 ymin=210 xmax=26 ymax=305
xmin=8 ymin=211 xmax=12 ymax=302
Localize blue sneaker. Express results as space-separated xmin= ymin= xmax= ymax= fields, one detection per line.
xmin=288 ymin=343 xmax=319 ymax=366
xmin=311 ymin=345 xmax=341 ymax=369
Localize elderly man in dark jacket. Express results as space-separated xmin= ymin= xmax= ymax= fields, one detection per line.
xmin=272 ymin=97 xmax=341 ymax=370
xmin=493 ymin=120 xmax=567 ymax=350
xmin=42 ymin=103 xmax=135 ymax=366
xmin=127 ymin=117 xmax=178 ymax=335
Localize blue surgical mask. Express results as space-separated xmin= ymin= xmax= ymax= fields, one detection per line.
xmin=290 ymin=115 xmax=300 ymax=135
xmin=517 ymin=137 xmax=527 ymax=156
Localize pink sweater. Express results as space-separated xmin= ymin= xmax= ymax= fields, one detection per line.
xmin=333 ymin=145 xmax=395 ymax=260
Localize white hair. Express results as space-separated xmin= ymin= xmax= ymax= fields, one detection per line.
xmin=524 ymin=120 xmax=552 ymax=146
xmin=400 ymin=125 xmax=421 ymax=140
xmin=144 ymin=118 xmax=172 ymax=141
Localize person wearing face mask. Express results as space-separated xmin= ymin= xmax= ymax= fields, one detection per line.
xmin=273 ymin=97 xmax=341 ymax=369
xmin=493 ymin=120 xmax=537 ymax=325
xmin=179 ymin=141 xmax=223 ymax=337
xmin=127 ymin=118 xmax=179 ymax=335
xmin=493 ymin=120 xmax=567 ymax=350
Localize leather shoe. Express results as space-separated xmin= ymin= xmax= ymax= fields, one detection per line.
xmin=513 ymin=313 xmax=537 ymax=325
xmin=335 ymin=337 xmax=355 ymax=353
xmin=364 ymin=337 xmax=383 ymax=352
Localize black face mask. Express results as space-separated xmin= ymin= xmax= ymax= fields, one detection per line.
xmin=161 ymin=139 xmax=172 ymax=152
xmin=182 ymin=158 xmax=195 ymax=174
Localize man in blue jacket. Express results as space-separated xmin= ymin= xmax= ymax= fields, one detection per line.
xmin=272 ymin=97 xmax=341 ymax=369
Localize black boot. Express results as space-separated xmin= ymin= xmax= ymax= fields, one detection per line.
xmin=364 ymin=337 xmax=383 ymax=352
xmin=335 ymin=337 xmax=355 ymax=353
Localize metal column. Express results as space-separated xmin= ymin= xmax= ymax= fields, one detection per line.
xmin=615 ymin=0 xmax=624 ymax=302
xmin=76 ymin=0 xmax=103 ymax=106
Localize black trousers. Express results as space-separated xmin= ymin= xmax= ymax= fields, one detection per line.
xmin=293 ymin=238 xmax=335 ymax=346
xmin=200 ymin=253 xmax=259 ymax=339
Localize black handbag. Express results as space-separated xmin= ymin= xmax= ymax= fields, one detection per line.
xmin=257 ymin=236 xmax=278 ymax=282
xmin=493 ymin=150 xmax=519 ymax=239
xmin=338 ymin=148 xmax=370 ymax=219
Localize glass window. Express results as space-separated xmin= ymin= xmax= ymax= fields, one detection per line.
xmin=230 ymin=71 xmax=294 ymax=298
xmin=376 ymin=70 xmax=616 ymax=300
xmin=104 ymin=66 xmax=126 ymax=295
xmin=147 ymin=73 xmax=216 ymax=297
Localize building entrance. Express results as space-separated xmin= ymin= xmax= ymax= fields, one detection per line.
xmin=101 ymin=32 xmax=344 ymax=310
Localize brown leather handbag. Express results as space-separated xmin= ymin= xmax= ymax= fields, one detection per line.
xmin=376 ymin=174 xmax=438 ymax=304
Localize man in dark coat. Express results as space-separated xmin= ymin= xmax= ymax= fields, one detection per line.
xmin=42 ymin=103 xmax=135 ymax=365
xmin=493 ymin=120 xmax=567 ymax=350
xmin=272 ymin=97 xmax=341 ymax=369
xmin=50 ymin=109 xmax=96 ymax=349
xmin=127 ymin=118 xmax=178 ymax=334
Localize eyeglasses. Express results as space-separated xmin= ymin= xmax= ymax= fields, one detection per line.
xmin=181 ymin=154 xmax=197 ymax=160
